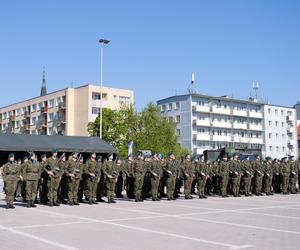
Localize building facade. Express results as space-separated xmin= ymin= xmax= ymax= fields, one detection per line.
xmin=263 ymin=105 xmax=298 ymax=159
xmin=0 ymin=84 xmax=134 ymax=136
xmin=157 ymin=94 xmax=298 ymax=159
xmin=293 ymin=102 xmax=300 ymax=157
xmin=158 ymin=94 xmax=264 ymax=156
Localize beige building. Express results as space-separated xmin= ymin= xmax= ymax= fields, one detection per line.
xmin=0 ymin=84 xmax=134 ymax=136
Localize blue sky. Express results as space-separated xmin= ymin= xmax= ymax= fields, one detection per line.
xmin=0 ymin=0 xmax=299 ymax=110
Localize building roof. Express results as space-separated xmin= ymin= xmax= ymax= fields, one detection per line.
xmin=0 ymin=134 xmax=117 ymax=154
xmin=157 ymin=93 xmax=264 ymax=106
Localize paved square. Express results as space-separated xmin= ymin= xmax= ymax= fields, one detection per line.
xmin=0 ymin=191 xmax=299 ymax=250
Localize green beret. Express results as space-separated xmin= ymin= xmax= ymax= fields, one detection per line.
xmin=8 ymin=153 xmax=14 ymax=158
xmin=41 ymin=154 xmax=47 ymax=159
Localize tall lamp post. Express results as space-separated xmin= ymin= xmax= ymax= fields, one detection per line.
xmin=99 ymin=38 xmax=110 ymax=139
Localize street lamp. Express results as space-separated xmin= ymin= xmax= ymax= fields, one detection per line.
xmin=99 ymin=38 xmax=110 ymax=139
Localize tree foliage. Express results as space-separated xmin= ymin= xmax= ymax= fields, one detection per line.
xmin=88 ymin=103 xmax=189 ymax=158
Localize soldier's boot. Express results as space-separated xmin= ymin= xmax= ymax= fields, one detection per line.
xmin=53 ymin=201 xmax=60 ymax=206
xmin=185 ymin=195 xmax=189 ymax=199
xmin=27 ymin=201 xmax=31 ymax=208
xmin=74 ymin=201 xmax=80 ymax=206
xmin=10 ymin=204 xmax=15 ymax=209
xmin=107 ymin=198 xmax=111 ymax=204
xmin=6 ymin=204 xmax=10 ymax=209
xmin=68 ymin=200 xmax=74 ymax=206
xmin=31 ymin=201 xmax=37 ymax=207
xmin=88 ymin=199 xmax=93 ymax=205
xmin=92 ymin=200 xmax=98 ymax=204
xmin=138 ymin=195 xmax=144 ymax=202
xmin=111 ymin=198 xmax=116 ymax=203
xmin=49 ymin=202 xmax=54 ymax=207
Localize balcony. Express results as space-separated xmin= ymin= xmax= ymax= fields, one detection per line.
xmin=287 ymin=115 xmax=295 ymax=122
xmin=213 ymin=135 xmax=231 ymax=142
xmin=194 ymin=119 xmax=211 ymax=127
xmin=233 ymin=137 xmax=249 ymax=143
xmin=212 ymin=121 xmax=231 ymax=128
xmin=233 ymin=123 xmax=247 ymax=130
xmin=232 ymin=110 xmax=247 ymax=117
xmin=24 ymin=111 xmax=31 ymax=118
xmin=9 ymin=115 xmax=16 ymax=121
xmin=212 ymin=107 xmax=231 ymax=115
xmin=59 ymin=102 xmax=66 ymax=110
xmin=249 ymin=112 xmax=263 ymax=119
xmin=249 ymin=138 xmax=263 ymax=144
xmin=195 ymin=105 xmax=210 ymax=113
xmin=196 ymin=134 xmax=210 ymax=141
xmin=248 ymin=124 xmax=263 ymax=131
xmin=41 ymin=107 xmax=48 ymax=113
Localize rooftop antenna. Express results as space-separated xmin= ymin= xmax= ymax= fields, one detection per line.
xmin=187 ymin=73 xmax=197 ymax=94
xmin=253 ymin=81 xmax=259 ymax=100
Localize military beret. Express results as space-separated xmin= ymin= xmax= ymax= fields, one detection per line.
xmin=8 ymin=153 xmax=14 ymax=158
xmin=23 ymin=156 xmax=28 ymax=161
xmin=281 ymin=157 xmax=287 ymax=161
xmin=29 ymin=152 xmax=35 ymax=158
xmin=265 ymin=157 xmax=272 ymax=161
xmin=168 ymin=152 xmax=174 ymax=157
xmin=96 ymin=155 xmax=102 ymax=161
xmin=41 ymin=154 xmax=47 ymax=159
xmin=52 ymin=148 xmax=58 ymax=153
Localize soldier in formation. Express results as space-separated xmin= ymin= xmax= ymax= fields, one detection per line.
xmin=1 ymin=151 xmax=300 ymax=209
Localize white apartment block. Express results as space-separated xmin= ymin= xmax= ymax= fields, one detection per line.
xmin=263 ymin=105 xmax=298 ymax=159
xmin=157 ymin=94 xmax=298 ymax=159
xmin=0 ymin=84 xmax=134 ymax=137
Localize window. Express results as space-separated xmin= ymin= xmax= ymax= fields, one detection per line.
xmin=48 ymin=99 xmax=54 ymax=109
xmin=56 ymin=97 xmax=61 ymax=106
xmin=268 ymin=120 xmax=272 ymax=127
xmin=31 ymin=117 xmax=37 ymax=125
xmin=269 ymin=133 xmax=272 ymax=139
xmin=275 ymin=109 xmax=278 ymax=116
xmin=113 ymin=95 xmax=117 ymax=101
xmin=119 ymin=96 xmax=130 ymax=104
xmin=16 ymin=109 xmax=21 ymax=116
xmin=282 ymin=122 xmax=285 ymax=127
xmin=168 ymin=103 xmax=172 ymax=111
xmin=282 ymin=134 xmax=285 ymax=139
xmin=15 ymin=120 xmax=20 ymax=128
xmin=92 ymin=107 xmax=100 ymax=114
xmin=283 ymin=147 xmax=285 ymax=152
xmin=176 ymin=129 xmax=180 ymax=136
xmin=92 ymin=92 xmax=101 ymax=100
xmin=175 ymin=102 xmax=180 ymax=110
xmin=268 ymin=108 xmax=271 ymax=115
xmin=161 ymin=105 xmax=166 ymax=112
xmin=176 ymin=115 xmax=181 ymax=123
xmin=48 ymin=113 xmax=54 ymax=122
xmin=276 ymin=133 xmax=279 ymax=139
xmin=275 ymin=121 xmax=278 ymax=127
xmin=269 ymin=146 xmax=272 ymax=152
xmin=169 ymin=117 xmax=174 ymax=122
xmin=31 ymin=104 xmax=37 ymax=112
xmin=281 ymin=110 xmax=284 ymax=116
xmin=22 ymin=107 xmax=26 ymax=115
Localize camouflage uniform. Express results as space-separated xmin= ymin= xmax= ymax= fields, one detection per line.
xmin=196 ymin=160 xmax=208 ymax=198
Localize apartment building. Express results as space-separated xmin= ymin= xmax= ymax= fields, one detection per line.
xmin=263 ymin=105 xmax=298 ymax=159
xmin=157 ymin=94 xmax=298 ymax=159
xmin=157 ymin=94 xmax=264 ymax=156
xmin=0 ymin=84 xmax=134 ymax=136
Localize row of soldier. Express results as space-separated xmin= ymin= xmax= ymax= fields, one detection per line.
xmin=1 ymin=150 xmax=299 ymax=209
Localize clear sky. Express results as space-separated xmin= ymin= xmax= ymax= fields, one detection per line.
xmin=0 ymin=0 xmax=299 ymax=110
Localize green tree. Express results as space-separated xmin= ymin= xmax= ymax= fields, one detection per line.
xmin=88 ymin=103 xmax=189 ymax=158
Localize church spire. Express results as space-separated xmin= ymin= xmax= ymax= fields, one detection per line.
xmin=40 ymin=66 xmax=47 ymax=96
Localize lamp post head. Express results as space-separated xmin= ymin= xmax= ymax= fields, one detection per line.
xmin=99 ymin=39 xmax=110 ymax=44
